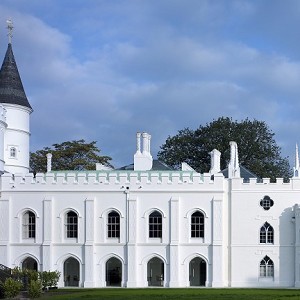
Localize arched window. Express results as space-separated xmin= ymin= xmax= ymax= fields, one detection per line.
xmin=260 ymin=222 xmax=274 ymax=244
xmin=260 ymin=256 xmax=274 ymax=277
xmin=10 ymin=147 xmax=16 ymax=158
xmin=107 ymin=211 xmax=120 ymax=238
xmin=65 ymin=211 xmax=78 ymax=238
xmin=191 ymin=211 xmax=204 ymax=238
xmin=23 ymin=211 xmax=36 ymax=239
xmin=149 ymin=211 xmax=162 ymax=238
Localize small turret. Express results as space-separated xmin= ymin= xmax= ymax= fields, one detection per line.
xmin=210 ymin=149 xmax=221 ymax=175
xmin=134 ymin=132 xmax=153 ymax=171
xmin=228 ymin=141 xmax=240 ymax=178
xmin=0 ymin=20 xmax=33 ymax=174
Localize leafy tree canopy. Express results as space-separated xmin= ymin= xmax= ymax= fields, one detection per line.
xmin=157 ymin=117 xmax=291 ymax=181
xmin=30 ymin=139 xmax=112 ymax=173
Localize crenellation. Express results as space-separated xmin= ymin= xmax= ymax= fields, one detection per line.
xmin=203 ymin=173 xmax=212 ymax=184
xmin=66 ymin=173 xmax=76 ymax=184
xmin=45 ymin=172 xmax=55 ymax=184
xmin=129 ymin=173 xmax=139 ymax=184
xmin=108 ymin=173 xmax=119 ymax=184
xmin=170 ymin=173 xmax=181 ymax=184
xmin=14 ymin=173 xmax=25 ymax=184
xmin=78 ymin=173 xmax=88 ymax=184
xmin=0 ymin=170 xmax=235 ymax=189
xmin=56 ymin=173 xmax=66 ymax=184
xmin=192 ymin=172 xmax=203 ymax=183
xmin=98 ymin=173 xmax=108 ymax=184
xmin=161 ymin=173 xmax=170 ymax=184
xmin=24 ymin=173 xmax=34 ymax=184
xmin=140 ymin=173 xmax=149 ymax=185
xmin=35 ymin=173 xmax=45 ymax=184
xmin=274 ymin=178 xmax=283 ymax=184
xmin=149 ymin=172 xmax=160 ymax=184
xmin=119 ymin=173 xmax=129 ymax=185
xmin=87 ymin=173 xmax=98 ymax=184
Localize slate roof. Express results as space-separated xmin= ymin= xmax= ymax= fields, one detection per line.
xmin=0 ymin=43 xmax=32 ymax=109
xmin=221 ymin=165 xmax=259 ymax=182
xmin=118 ymin=159 xmax=174 ymax=171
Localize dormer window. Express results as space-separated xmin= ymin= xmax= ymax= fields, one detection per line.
xmin=10 ymin=147 xmax=16 ymax=158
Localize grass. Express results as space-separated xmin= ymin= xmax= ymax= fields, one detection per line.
xmin=39 ymin=288 xmax=300 ymax=300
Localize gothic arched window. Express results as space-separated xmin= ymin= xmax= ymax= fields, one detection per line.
xmin=259 ymin=256 xmax=274 ymax=277
xmin=260 ymin=222 xmax=274 ymax=244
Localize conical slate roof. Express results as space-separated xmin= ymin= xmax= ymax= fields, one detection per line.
xmin=0 ymin=43 xmax=32 ymax=109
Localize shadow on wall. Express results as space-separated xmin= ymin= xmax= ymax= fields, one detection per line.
xmin=279 ymin=207 xmax=294 ymax=287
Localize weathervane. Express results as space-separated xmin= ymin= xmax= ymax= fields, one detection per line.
xmin=6 ymin=19 xmax=13 ymax=44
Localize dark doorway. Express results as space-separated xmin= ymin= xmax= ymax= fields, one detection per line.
xmin=64 ymin=257 xmax=80 ymax=287
xmin=147 ymin=257 xmax=164 ymax=286
xmin=189 ymin=257 xmax=206 ymax=286
xmin=106 ymin=257 xmax=122 ymax=286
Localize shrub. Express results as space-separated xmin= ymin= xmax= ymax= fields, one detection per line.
xmin=39 ymin=270 xmax=61 ymax=290
xmin=28 ymin=279 xmax=42 ymax=299
xmin=1 ymin=277 xmax=22 ymax=299
xmin=49 ymin=270 xmax=60 ymax=288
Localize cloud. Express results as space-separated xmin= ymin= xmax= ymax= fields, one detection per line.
xmin=0 ymin=1 xmax=300 ymax=168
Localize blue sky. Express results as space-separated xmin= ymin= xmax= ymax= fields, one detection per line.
xmin=0 ymin=0 xmax=300 ymax=169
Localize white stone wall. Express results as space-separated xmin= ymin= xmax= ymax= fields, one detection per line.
xmin=1 ymin=171 xmax=299 ymax=288
xmin=3 ymin=104 xmax=31 ymax=174
xmin=0 ymin=171 xmax=225 ymax=288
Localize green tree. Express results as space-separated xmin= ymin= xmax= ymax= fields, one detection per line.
xmin=158 ymin=117 xmax=291 ymax=181
xmin=30 ymin=140 xmax=112 ymax=173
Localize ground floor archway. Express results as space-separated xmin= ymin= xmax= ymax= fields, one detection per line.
xmin=64 ymin=257 xmax=80 ymax=287
xmin=147 ymin=257 xmax=164 ymax=286
xmin=22 ymin=257 xmax=38 ymax=271
xmin=189 ymin=257 xmax=206 ymax=286
xmin=106 ymin=257 xmax=122 ymax=286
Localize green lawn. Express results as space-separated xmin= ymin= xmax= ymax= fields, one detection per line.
xmin=40 ymin=288 xmax=300 ymax=300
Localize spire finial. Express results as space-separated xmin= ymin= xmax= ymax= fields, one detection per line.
xmin=296 ymin=143 xmax=299 ymax=169
xmin=6 ymin=19 xmax=13 ymax=44
xmin=294 ymin=143 xmax=300 ymax=177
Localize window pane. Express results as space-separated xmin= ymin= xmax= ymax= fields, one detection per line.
xmin=149 ymin=211 xmax=162 ymax=238
xmin=191 ymin=211 xmax=204 ymax=238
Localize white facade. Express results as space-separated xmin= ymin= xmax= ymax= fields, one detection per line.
xmin=1 ymin=38 xmax=300 ymax=289
xmin=1 ymin=143 xmax=300 ymax=288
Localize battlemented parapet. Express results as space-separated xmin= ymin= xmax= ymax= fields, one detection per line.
xmin=229 ymin=176 xmax=300 ymax=191
xmin=1 ymin=170 xmax=225 ymax=191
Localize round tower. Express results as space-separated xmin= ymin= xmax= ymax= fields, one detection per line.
xmin=0 ymin=20 xmax=32 ymax=174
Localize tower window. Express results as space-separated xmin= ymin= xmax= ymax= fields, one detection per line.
xmin=10 ymin=147 xmax=16 ymax=158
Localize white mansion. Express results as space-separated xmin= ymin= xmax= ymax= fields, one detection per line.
xmin=1 ymin=28 xmax=300 ymax=289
